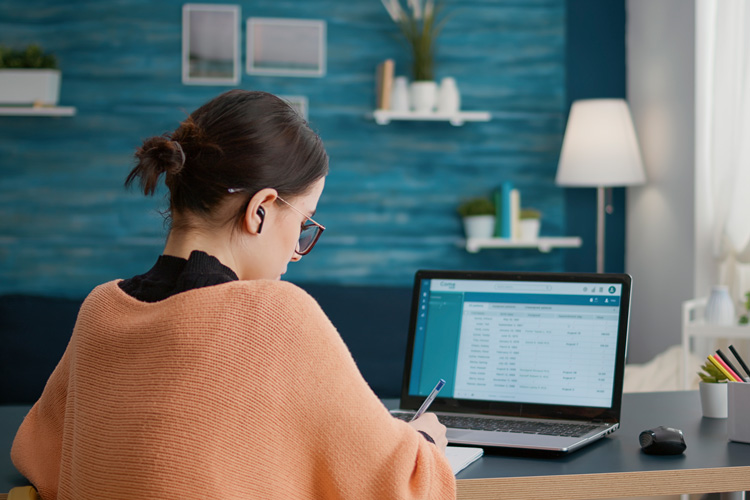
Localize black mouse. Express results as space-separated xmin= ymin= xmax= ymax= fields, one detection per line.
xmin=639 ymin=426 xmax=686 ymax=455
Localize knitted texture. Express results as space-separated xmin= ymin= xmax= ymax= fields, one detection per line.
xmin=11 ymin=280 xmax=456 ymax=500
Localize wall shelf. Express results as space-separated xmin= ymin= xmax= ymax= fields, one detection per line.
xmin=465 ymin=236 xmax=582 ymax=253
xmin=0 ymin=106 xmax=76 ymax=117
xmin=372 ymin=109 xmax=491 ymax=126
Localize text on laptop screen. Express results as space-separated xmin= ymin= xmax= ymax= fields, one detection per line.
xmin=409 ymin=278 xmax=623 ymax=408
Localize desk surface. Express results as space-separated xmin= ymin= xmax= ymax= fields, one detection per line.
xmin=2 ymin=392 xmax=750 ymax=499
xmin=450 ymin=391 xmax=750 ymax=499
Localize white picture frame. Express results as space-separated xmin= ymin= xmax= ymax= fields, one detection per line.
xmin=182 ymin=4 xmax=240 ymax=85
xmin=279 ymin=95 xmax=309 ymax=121
xmin=246 ymin=18 xmax=326 ymax=77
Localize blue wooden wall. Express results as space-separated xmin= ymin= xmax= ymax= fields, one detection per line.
xmin=0 ymin=0 xmax=571 ymax=298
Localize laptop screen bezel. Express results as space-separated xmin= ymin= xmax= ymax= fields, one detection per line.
xmin=399 ymin=269 xmax=631 ymax=423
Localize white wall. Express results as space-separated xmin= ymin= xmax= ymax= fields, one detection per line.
xmin=625 ymin=0 xmax=696 ymax=363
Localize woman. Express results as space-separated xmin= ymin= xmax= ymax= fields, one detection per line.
xmin=11 ymin=90 xmax=455 ymax=499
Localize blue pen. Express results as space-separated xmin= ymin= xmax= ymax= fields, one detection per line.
xmin=410 ymin=379 xmax=446 ymax=422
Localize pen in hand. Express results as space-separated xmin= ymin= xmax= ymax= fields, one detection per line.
xmin=411 ymin=379 xmax=446 ymax=422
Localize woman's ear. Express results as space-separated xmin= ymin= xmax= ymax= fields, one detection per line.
xmin=244 ymin=188 xmax=277 ymax=235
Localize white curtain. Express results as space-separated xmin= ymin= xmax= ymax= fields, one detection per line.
xmin=703 ymin=0 xmax=750 ymax=299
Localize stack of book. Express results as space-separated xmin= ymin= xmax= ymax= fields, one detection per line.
xmin=493 ymin=181 xmax=521 ymax=240
xmin=375 ymin=59 xmax=394 ymax=110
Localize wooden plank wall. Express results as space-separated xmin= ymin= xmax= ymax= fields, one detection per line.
xmin=0 ymin=0 xmax=566 ymax=297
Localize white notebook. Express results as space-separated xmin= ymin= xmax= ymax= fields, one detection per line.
xmin=445 ymin=446 xmax=483 ymax=475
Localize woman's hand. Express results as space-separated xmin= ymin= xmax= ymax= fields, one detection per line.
xmin=407 ymin=413 xmax=448 ymax=452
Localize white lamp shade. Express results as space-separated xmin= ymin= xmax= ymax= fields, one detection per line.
xmin=556 ymin=99 xmax=647 ymax=187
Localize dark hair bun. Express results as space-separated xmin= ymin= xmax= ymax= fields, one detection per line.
xmin=126 ymin=136 xmax=186 ymax=196
xmin=124 ymin=90 xmax=328 ymax=222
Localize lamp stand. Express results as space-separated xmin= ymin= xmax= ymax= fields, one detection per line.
xmin=596 ymin=186 xmax=605 ymax=273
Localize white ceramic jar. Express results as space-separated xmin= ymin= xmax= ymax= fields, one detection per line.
xmin=390 ymin=76 xmax=410 ymax=112
xmin=437 ymin=77 xmax=460 ymax=114
xmin=705 ymin=285 xmax=735 ymax=326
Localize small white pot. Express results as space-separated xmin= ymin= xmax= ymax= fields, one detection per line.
xmin=390 ymin=76 xmax=410 ymax=112
xmin=409 ymin=80 xmax=437 ymax=113
xmin=705 ymin=285 xmax=735 ymax=326
xmin=0 ymin=69 xmax=61 ymax=106
xmin=437 ymin=77 xmax=460 ymax=114
xmin=699 ymin=381 xmax=728 ymax=418
xmin=463 ymin=215 xmax=496 ymax=239
xmin=519 ymin=218 xmax=541 ymax=242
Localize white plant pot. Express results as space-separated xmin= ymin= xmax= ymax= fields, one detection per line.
xmin=409 ymin=80 xmax=437 ymax=113
xmin=0 ymin=69 xmax=61 ymax=106
xmin=699 ymin=381 xmax=728 ymax=418
xmin=519 ymin=218 xmax=541 ymax=242
xmin=463 ymin=215 xmax=496 ymax=239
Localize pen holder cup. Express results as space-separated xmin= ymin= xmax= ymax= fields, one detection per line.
xmin=728 ymin=382 xmax=750 ymax=443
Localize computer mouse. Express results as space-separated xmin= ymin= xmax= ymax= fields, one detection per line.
xmin=639 ymin=426 xmax=686 ymax=455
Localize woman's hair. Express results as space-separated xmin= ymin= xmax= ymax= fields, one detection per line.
xmin=126 ymin=90 xmax=329 ymax=227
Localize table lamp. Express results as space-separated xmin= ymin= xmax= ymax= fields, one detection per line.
xmin=556 ymin=98 xmax=646 ymax=273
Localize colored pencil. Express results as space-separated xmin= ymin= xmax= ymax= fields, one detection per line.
xmin=712 ymin=353 xmax=743 ymax=382
xmin=708 ymin=354 xmax=740 ymax=382
xmin=716 ymin=349 xmax=747 ymax=382
xmin=729 ymin=345 xmax=750 ymax=378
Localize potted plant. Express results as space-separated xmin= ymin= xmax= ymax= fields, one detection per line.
xmin=698 ymin=361 xmax=728 ymax=418
xmin=518 ymin=208 xmax=542 ymax=242
xmin=458 ymin=197 xmax=496 ymax=239
xmin=0 ymin=44 xmax=60 ymax=106
xmin=380 ymin=0 xmax=448 ymax=113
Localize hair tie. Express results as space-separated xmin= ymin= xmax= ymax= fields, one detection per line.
xmin=173 ymin=141 xmax=186 ymax=168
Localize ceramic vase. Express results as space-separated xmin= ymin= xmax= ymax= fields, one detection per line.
xmin=462 ymin=215 xmax=496 ymax=239
xmin=699 ymin=381 xmax=728 ymax=418
xmin=390 ymin=76 xmax=410 ymax=112
xmin=518 ymin=219 xmax=541 ymax=242
xmin=437 ymin=77 xmax=460 ymax=114
xmin=409 ymin=81 xmax=437 ymax=113
xmin=705 ymin=285 xmax=735 ymax=326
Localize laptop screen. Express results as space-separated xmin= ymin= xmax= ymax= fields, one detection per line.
xmin=403 ymin=271 xmax=631 ymax=415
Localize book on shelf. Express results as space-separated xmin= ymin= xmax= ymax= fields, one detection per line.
xmin=510 ymin=188 xmax=520 ymax=240
xmin=494 ymin=182 xmax=521 ymax=240
xmin=375 ymin=59 xmax=394 ymax=110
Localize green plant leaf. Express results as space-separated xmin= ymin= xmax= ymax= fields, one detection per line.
xmin=457 ymin=197 xmax=495 ymax=217
xmin=0 ymin=44 xmax=58 ymax=69
xmin=698 ymin=361 xmax=728 ymax=383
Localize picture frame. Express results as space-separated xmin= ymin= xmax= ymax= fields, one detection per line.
xmin=182 ymin=4 xmax=240 ymax=85
xmin=246 ymin=18 xmax=326 ymax=77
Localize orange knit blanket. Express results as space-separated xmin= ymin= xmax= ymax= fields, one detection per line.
xmin=12 ymin=280 xmax=456 ymax=499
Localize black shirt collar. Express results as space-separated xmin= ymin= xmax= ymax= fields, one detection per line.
xmin=118 ymin=250 xmax=239 ymax=302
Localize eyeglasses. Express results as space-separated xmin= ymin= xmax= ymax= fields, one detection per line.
xmin=227 ymin=188 xmax=325 ymax=256
xmin=276 ymin=196 xmax=325 ymax=255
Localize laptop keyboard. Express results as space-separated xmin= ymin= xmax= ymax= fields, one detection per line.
xmin=392 ymin=412 xmax=599 ymax=437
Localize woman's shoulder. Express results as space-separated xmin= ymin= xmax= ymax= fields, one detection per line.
xmin=194 ymin=279 xmax=325 ymax=320
xmin=220 ymin=279 xmax=315 ymax=303
xmin=87 ymin=279 xmax=320 ymax=316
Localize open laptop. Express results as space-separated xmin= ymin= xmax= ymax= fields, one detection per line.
xmin=391 ymin=269 xmax=632 ymax=453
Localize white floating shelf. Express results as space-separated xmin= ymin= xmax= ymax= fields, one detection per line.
xmin=0 ymin=106 xmax=76 ymax=117
xmin=372 ymin=109 xmax=491 ymax=126
xmin=465 ymin=237 xmax=583 ymax=254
